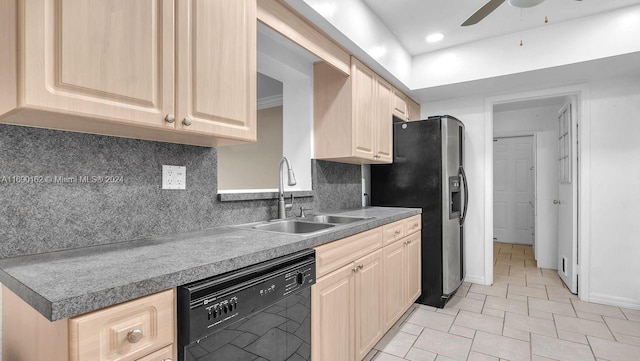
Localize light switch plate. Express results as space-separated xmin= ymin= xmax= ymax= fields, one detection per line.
xmin=162 ymin=165 xmax=186 ymax=190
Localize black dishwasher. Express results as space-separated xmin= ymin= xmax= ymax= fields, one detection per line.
xmin=178 ymin=249 xmax=316 ymax=361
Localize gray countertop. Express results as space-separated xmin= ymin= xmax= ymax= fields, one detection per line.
xmin=0 ymin=207 xmax=420 ymax=321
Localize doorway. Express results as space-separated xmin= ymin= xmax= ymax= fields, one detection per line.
xmin=489 ymin=93 xmax=581 ymax=295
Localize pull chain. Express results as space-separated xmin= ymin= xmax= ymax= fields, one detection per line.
xmin=520 ymin=9 xmax=524 ymax=46
xmin=544 ymin=0 xmax=549 ymax=23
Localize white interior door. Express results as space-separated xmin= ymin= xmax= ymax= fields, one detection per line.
xmin=557 ymin=101 xmax=579 ymax=293
xmin=493 ymin=136 xmax=535 ymax=245
xmin=534 ymin=131 xmax=559 ymax=269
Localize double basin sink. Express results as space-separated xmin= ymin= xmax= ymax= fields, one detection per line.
xmin=239 ymin=214 xmax=373 ymax=235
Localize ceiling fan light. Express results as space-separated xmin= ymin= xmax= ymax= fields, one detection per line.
xmin=508 ymin=0 xmax=545 ymax=8
xmin=426 ymin=33 xmax=444 ymax=43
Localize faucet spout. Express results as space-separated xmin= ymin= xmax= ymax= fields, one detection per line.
xmin=278 ymin=157 xmax=296 ymax=219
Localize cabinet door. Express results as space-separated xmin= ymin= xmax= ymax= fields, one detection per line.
xmin=375 ymin=78 xmax=393 ymax=163
xmin=312 ymin=263 xmax=355 ymax=361
xmin=408 ymin=97 xmax=421 ymax=121
xmin=392 ymin=89 xmax=408 ymax=121
xmin=354 ymin=250 xmax=383 ymax=360
xmin=382 ymin=239 xmax=406 ymax=329
xmin=405 ymin=232 xmax=422 ymax=308
xmin=22 ymin=0 xmax=175 ymax=128
xmin=351 ymin=58 xmax=376 ymax=160
xmin=176 ymin=0 xmax=256 ymax=141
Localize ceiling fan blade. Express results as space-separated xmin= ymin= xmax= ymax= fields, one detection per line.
xmin=461 ymin=0 xmax=506 ymax=26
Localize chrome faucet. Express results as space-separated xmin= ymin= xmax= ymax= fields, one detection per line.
xmin=278 ymin=157 xmax=296 ymax=219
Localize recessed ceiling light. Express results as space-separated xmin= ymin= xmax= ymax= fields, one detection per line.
xmin=426 ymin=33 xmax=444 ymax=43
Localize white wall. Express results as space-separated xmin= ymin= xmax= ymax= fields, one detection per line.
xmin=412 ymin=5 xmax=640 ymax=89
xmin=421 ymin=74 xmax=640 ymax=308
xmin=293 ymin=0 xmax=413 ymax=85
xmin=421 ymin=97 xmax=489 ymax=285
xmin=494 ymin=105 xmax=560 ymax=134
xmin=218 ymin=106 xmax=283 ymax=190
xmin=588 ymin=75 xmax=640 ymax=308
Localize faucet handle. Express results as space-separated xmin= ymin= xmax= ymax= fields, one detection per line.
xmin=299 ymin=207 xmax=312 ymax=218
xmin=284 ymin=194 xmax=294 ymax=211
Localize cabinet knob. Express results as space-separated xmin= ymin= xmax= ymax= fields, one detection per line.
xmin=162 ymin=359 xmax=173 ymax=361
xmin=182 ymin=117 xmax=192 ymax=126
xmin=352 ymin=265 xmax=359 ymax=273
xmin=127 ymin=329 xmax=143 ymax=343
xmin=164 ymin=114 xmax=175 ymax=123
xmin=394 ymin=230 xmax=401 ymax=235
xmin=358 ymin=264 xmax=364 ymax=270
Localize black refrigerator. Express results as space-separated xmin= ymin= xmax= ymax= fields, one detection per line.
xmin=371 ymin=115 xmax=468 ymax=308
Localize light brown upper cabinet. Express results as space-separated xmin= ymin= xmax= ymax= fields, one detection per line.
xmin=408 ymin=96 xmax=421 ymax=121
xmin=314 ymin=57 xmax=393 ymax=164
xmin=393 ymin=88 xmax=421 ymax=122
xmin=0 ymin=0 xmax=256 ymax=147
xmin=392 ymin=89 xmax=409 ymax=120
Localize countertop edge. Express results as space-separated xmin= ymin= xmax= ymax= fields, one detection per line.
xmin=2 ymin=207 xmax=421 ymax=321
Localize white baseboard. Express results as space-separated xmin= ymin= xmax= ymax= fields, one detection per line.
xmin=464 ymin=274 xmax=488 ymax=285
xmin=588 ymin=293 xmax=640 ymax=310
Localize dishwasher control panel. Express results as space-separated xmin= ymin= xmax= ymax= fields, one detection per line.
xmin=177 ymin=249 xmax=316 ymax=346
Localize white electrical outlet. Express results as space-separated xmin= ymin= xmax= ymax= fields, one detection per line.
xmin=162 ymin=165 xmax=186 ymax=190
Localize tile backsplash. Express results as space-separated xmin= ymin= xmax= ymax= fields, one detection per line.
xmin=0 ymin=124 xmax=361 ymax=258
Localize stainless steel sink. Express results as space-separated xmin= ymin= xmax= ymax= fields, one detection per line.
xmin=302 ymin=215 xmax=372 ymax=224
xmin=251 ymin=220 xmax=335 ymax=234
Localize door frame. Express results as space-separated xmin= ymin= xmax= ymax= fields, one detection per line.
xmin=492 ymin=133 xmax=537 ymax=246
xmin=484 ymin=84 xmax=591 ymax=301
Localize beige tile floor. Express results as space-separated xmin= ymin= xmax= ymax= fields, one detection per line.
xmin=366 ymin=242 xmax=640 ymax=361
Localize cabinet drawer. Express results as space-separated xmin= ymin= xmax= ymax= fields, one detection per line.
xmin=405 ymin=215 xmax=422 ymax=235
xmin=69 ymin=289 xmax=175 ymax=361
xmin=136 ymin=345 xmax=174 ymax=361
xmin=383 ymin=220 xmax=406 ymax=245
xmin=315 ymin=228 xmax=382 ymax=277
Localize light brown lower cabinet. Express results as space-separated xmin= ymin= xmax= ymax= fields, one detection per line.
xmin=383 ymin=231 xmax=422 ymax=329
xmin=312 ymin=262 xmax=356 ymax=361
xmin=312 ymin=249 xmax=383 ymax=361
xmin=2 ymin=287 xmax=176 ymax=361
xmin=312 ymin=216 xmax=421 ymax=361
xmin=354 ymin=250 xmax=383 ymax=360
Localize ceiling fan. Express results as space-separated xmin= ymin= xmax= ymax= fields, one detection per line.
xmin=461 ymin=0 xmax=582 ymax=26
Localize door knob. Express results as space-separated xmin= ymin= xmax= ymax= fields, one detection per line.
xmin=553 ymin=200 xmax=561 ymax=205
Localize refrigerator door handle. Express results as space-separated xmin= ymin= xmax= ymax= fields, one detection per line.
xmin=459 ymin=166 xmax=469 ymax=225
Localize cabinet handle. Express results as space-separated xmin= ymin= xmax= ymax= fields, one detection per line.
xmin=358 ymin=264 xmax=364 ymax=270
xmin=127 ymin=329 xmax=143 ymax=343
xmin=182 ymin=117 xmax=192 ymax=126
xmin=413 ymin=223 xmax=419 ymax=228
xmin=352 ymin=265 xmax=359 ymax=273
xmin=164 ymin=114 xmax=175 ymax=123
xmin=394 ymin=230 xmax=401 ymax=236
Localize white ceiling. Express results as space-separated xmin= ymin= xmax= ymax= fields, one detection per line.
xmin=412 ymin=51 xmax=640 ymax=103
xmin=361 ymin=0 xmax=640 ymax=55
